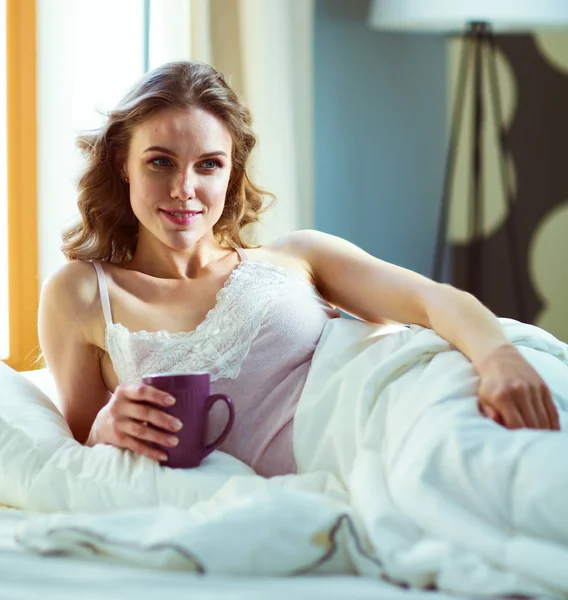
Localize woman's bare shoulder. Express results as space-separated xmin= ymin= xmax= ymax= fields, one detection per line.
xmin=40 ymin=260 xmax=101 ymax=320
xmin=248 ymin=230 xmax=321 ymax=283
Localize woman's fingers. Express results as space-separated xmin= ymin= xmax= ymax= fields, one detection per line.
xmin=506 ymin=385 xmax=558 ymax=430
xmin=118 ymin=383 xmax=176 ymax=408
xmin=127 ymin=402 xmax=182 ymax=434
xmin=489 ymin=399 xmax=524 ymax=429
xmin=122 ymin=417 xmax=180 ymax=449
xmin=482 ymin=384 xmax=560 ymax=431
xmin=476 ymin=344 xmax=560 ymax=431
xmin=480 ymin=404 xmax=500 ymax=423
xmin=527 ymin=388 xmax=551 ymax=430
xmin=537 ymin=384 xmax=560 ymax=431
xmin=105 ymin=384 xmax=184 ymax=461
xmin=110 ymin=383 xmax=182 ymax=432
xmin=121 ymin=434 xmax=169 ymax=462
xmin=513 ymin=391 xmax=541 ymax=429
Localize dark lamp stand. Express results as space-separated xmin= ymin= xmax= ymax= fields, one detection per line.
xmin=432 ymin=21 xmax=527 ymax=322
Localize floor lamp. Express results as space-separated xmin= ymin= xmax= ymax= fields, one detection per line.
xmin=368 ymin=0 xmax=568 ymax=322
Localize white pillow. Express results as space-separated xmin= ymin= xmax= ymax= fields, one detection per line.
xmin=20 ymin=367 xmax=62 ymax=412
xmin=2 ymin=364 xmax=359 ymax=577
xmin=0 ymin=361 xmax=257 ymax=513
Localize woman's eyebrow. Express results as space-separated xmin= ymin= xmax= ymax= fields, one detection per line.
xmin=143 ymin=146 xmax=228 ymax=159
xmin=143 ymin=145 xmax=177 ymax=155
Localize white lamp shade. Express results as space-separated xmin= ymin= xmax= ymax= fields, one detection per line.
xmin=369 ymin=0 xmax=568 ymax=33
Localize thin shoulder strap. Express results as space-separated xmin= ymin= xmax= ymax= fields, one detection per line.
xmin=93 ymin=262 xmax=114 ymax=327
xmin=235 ymin=247 xmax=249 ymax=262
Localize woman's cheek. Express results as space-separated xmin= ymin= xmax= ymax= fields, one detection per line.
xmin=208 ymin=175 xmax=231 ymax=197
xmin=141 ymin=175 xmax=169 ymax=198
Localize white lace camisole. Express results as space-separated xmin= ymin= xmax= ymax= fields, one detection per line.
xmin=93 ymin=248 xmax=341 ymax=477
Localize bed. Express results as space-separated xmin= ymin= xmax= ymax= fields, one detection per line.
xmin=0 ymin=365 xmax=454 ymax=600
xmin=0 ymin=515 xmax=458 ymax=600
xmin=2 ymin=318 xmax=567 ymax=599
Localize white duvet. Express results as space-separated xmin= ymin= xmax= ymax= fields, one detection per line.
xmin=2 ymin=318 xmax=568 ymax=597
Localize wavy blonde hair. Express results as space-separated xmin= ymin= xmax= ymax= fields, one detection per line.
xmin=62 ymin=61 xmax=273 ymax=263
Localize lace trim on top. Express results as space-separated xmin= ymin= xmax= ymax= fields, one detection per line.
xmin=104 ymin=260 xmax=321 ymax=384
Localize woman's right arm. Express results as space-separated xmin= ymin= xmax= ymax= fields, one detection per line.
xmin=38 ymin=262 xmax=181 ymax=461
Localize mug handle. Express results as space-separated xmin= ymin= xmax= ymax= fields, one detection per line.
xmin=201 ymin=394 xmax=235 ymax=459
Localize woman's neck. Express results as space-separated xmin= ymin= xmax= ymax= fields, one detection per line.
xmin=125 ymin=238 xmax=232 ymax=280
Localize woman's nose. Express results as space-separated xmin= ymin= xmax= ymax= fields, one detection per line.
xmin=171 ymin=169 xmax=196 ymax=200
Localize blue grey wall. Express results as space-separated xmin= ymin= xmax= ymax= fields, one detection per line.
xmin=314 ymin=0 xmax=447 ymax=276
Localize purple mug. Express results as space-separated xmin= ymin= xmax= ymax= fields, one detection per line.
xmin=141 ymin=372 xmax=235 ymax=469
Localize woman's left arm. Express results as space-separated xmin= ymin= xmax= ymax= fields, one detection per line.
xmin=279 ymin=230 xmax=559 ymax=431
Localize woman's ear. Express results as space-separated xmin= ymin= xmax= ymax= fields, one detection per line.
xmin=115 ymin=156 xmax=129 ymax=183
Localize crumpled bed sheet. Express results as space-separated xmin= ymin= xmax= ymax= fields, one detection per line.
xmin=2 ymin=318 xmax=567 ymax=598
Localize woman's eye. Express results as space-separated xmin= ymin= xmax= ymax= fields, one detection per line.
xmin=201 ymin=159 xmax=221 ymax=170
xmin=151 ymin=157 xmax=172 ymax=168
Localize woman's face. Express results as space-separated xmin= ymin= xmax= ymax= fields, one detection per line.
xmin=124 ymin=106 xmax=233 ymax=253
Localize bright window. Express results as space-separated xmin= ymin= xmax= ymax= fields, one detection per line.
xmin=37 ymin=0 xmax=146 ymax=283
xmin=3 ymin=0 xmax=192 ymax=369
xmin=0 ymin=0 xmax=8 ymax=360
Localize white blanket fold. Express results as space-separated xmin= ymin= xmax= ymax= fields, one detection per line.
xmin=15 ymin=490 xmax=363 ymax=576
xmin=6 ymin=318 xmax=568 ymax=597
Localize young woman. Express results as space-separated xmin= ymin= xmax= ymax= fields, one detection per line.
xmin=38 ymin=61 xmax=559 ymax=479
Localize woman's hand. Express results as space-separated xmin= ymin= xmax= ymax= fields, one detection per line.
xmin=87 ymin=384 xmax=183 ymax=461
xmin=476 ymin=343 xmax=560 ymax=431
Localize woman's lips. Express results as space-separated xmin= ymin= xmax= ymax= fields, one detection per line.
xmin=160 ymin=209 xmax=202 ymax=226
